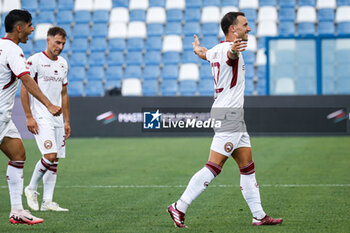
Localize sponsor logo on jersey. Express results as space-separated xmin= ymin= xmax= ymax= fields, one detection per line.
xmin=44 ymin=140 xmax=53 ymax=149
xmin=41 ymin=64 xmax=51 ymax=67
xmin=224 ymin=142 xmax=233 ymax=153
xmin=143 ymin=110 xmax=161 ymax=129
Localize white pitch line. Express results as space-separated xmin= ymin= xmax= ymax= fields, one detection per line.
xmin=1 ymin=184 xmax=350 ymax=189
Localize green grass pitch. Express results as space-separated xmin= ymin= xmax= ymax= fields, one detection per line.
xmin=0 ymin=136 xmax=350 ymax=232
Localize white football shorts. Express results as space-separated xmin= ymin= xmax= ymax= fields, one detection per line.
xmin=0 ymin=120 xmax=22 ymax=144
xmin=34 ymin=121 xmax=66 ymax=158
xmin=210 ymin=131 xmax=251 ymax=157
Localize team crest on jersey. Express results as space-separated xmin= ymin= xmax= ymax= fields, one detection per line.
xmin=224 ymin=142 xmax=234 ymax=153
xmin=44 ymin=140 xmax=53 ymax=149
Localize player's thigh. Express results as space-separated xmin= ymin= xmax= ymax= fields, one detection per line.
xmin=232 ymin=133 xmax=252 ymax=167
xmin=54 ymin=127 xmax=66 ymax=159
xmin=0 ymin=120 xmax=25 ymax=161
xmin=34 ymin=123 xmax=58 ymax=156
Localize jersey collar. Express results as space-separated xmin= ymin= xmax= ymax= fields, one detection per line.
xmin=42 ymin=51 xmax=58 ymax=61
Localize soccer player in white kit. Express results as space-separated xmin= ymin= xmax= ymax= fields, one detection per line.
xmin=0 ymin=9 xmax=61 ymax=225
xmin=21 ymin=27 xmax=70 ymax=212
xmin=168 ymin=12 xmax=283 ymax=228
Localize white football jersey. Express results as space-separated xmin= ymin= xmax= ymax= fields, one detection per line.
xmin=206 ymin=41 xmax=246 ymax=109
xmin=0 ymin=38 xmax=30 ymax=122
xmin=27 ymin=52 xmax=68 ymax=127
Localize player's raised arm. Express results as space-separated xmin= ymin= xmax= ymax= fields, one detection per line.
xmin=61 ymin=85 xmax=71 ymax=140
xmin=20 ymin=73 xmax=61 ymax=116
xmin=20 ymin=83 xmax=38 ymax=134
xmin=228 ymin=36 xmax=247 ymax=60
xmin=192 ymin=35 xmax=208 ymax=60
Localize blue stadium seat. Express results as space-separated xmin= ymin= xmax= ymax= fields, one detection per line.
xmin=73 ymin=24 xmax=90 ymax=38
xmin=163 ymin=52 xmax=180 ymax=65
xmin=87 ymin=66 xmax=105 ymax=81
xmin=165 ymin=22 xmax=182 ymax=35
xmin=242 ymin=51 xmax=255 ymax=64
xmin=166 ymin=9 xmax=183 ymax=22
xmin=147 ymin=23 xmax=164 ymax=36
xmin=199 ymin=65 xmax=212 ymax=79
xmin=20 ymin=42 xmax=33 ymax=54
xmin=298 ymin=0 xmax=316 ymax=6
xmin=278 ymin=21 xmax=296 ymax=36
xmin=186 ymin=0 xmax=202 ymax=8
xmin=142 ymin=79 xmax=159 ymax=96
xmin=58 ymin=0 xmax=74 ymax=10
xmin=336 ymin=77 xmax=350 ymax=94
xmin=179 ymin=80 xmax=197 ymax=96
xmin=240 ymin=8 xmax=257 ymax=23
xmin=22 ymin=0 xmax=38 ymax=12
xmin=318 ymin=8 xmax=335 ymax=22
xmin=37 ymin=11 xmax=55 ymax=24
xmin=107 ymin=51 xmax=124 ymax=66
xmin=108 ymin=38 xmax=126 ymax=52
xmin=91 ymin=23 xmax=108 ymax=38
xmin=68 ymin=81 xmax=84 ymax=97
xmin=56 ymin=10 xmax=73 ymax=24
xmin=249 ymin=23 xmax=257 ymax=35
xmin=39 ymin=0 xmax=56 ymax=11
xmin=245 ymin=64 xmax=255 ymax=79
xmin=318 ymin=21 xmax=335 ymax=35
xmin=183 ymin=36 xmax=195 ymax=50
xmin=257 ymin=65 xmax=266 ymax=79
xmin=70 ymin=52 xmax=88 ymax=66
xmin=201 ymin=36 xmax=218 ymax=49
xmin=105 ymin=79 xmax=122 ymax=90
xmin=185 ymin=8 xmax=201 ymax=22
xmin=127 ymin=38 xmax=144 ymax=51
xmin=337 ymin=0 xmax=350 ymax=6
xmin=145 ymin=36 xmax=162 ymax=51
xmin=258 ymin=37 xmax=266 ymax=49
xmin=74 ymin=11 xmax=91 ymax=24
xmin=85 ymin=81 xmax=104 ymax=96
xmin=126 ymin=51 xmax=143 ymax=65
xmin=113 ymin=0 xmax=129 ymax=7
xmin=182 ymin=50 xmax=199 ymax=63
xmin=297 ymin=23 xmax=316 ymax=36
xmin=322 ymin=76 xmax=335 ymax=95
xmin=337 ymin=22 xmax=350 ymax=35
xmin=60 ymin=23 xmax=72 ymax=38
xmin=198 ymin=79 xmax=214 ymax=96
xmin=106 ymin=65 xmax=123 ymax=81
xmin=202 ymin=23 xmax=219 ymax=36
xmin=162 ymin=65 xmax=179 ymax=80
xmin=144 ymin=51 xmax=162 ymax=65
xmin=279 ymin=7 xmax=296 ymax=21
xmin=149 ymin=0 xmax=165 ymax=7
xmin=295 ymin=79 xmax=316 ymax=95
xmin=69 ymin=66 xmax=86 ymax=81
xmin=222 ymin=0 xmax=238 ymax=6
xmin=161 ymin=80 xmax=178 ymax=96
xmin=245 ymin=79 xmax=255 ymax=96
xmin=89 ymin=52 xmax=106 ymax=67
xmin=124 ymin=65 xmax=142 ymax=79
xmin=129 ymin=10 xmax=146 ymax=21
xmin=71 ymin=38 xmax=89 ymax=52
xmin=93 ymin=10 xmax=110 ymax=24
xmin=203 ymin=0 xmax=220 ymax=6
xmin=34 ymin=40 xmax=47 ymax=53
xmin=279 ymin=0 xmax=296 ymax=7
xmin=183 ymin=22 xmax=200 ymax=36
xmin=90 ymin=38 xmax=107 ymax=52
xmin=259 ymin=0 xmax=277 ymax=6
xmin=143 ymin=65 xmax=160 ymax=80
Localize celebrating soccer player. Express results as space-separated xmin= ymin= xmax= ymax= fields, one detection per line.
xmin=21 ymin=26 xmax=70 ymax=212
xmin=167 ymin=12 xmax=283 ymax=228
xmin=0 ymin=9 xmax=61 ymax=225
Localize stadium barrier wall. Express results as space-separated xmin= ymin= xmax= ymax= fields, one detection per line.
xmin=12 ymin=96 xmax=350 ymax=138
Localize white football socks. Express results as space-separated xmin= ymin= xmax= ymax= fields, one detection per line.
xmin=28 ymin=157 xmax=52 ymax=190
xmin=43 ymin=162 xmax=58 ymax=202
xmin=240 ymin=173 xmax=266 ymax=219
xmin=7 ymin=161 xmax=25 ymax=210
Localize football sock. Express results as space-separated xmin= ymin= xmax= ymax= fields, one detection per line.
xmin=28 ymin=157 xmax=52 ymax=190
xmin=177 ymin=162 xmax=222 ymax=213
xmin=43 ymin=162 xmax=58 ymax=202
xmin=7 ymin=161 xmax=25 ymax=210
xmin=239 ymin=161 xmax=266 ymax=220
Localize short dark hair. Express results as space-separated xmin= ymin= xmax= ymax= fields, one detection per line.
xmin=221 ymin=12 xmax=245 ymax=35
xmin=47 ymin=26 xmax=67 ymax=38
xmin=5 ymin=9 xmax=32 ymax=33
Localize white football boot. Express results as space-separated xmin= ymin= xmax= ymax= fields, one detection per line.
xmin=24 ymin=186 xmax=40 ymax=211
xmin=41 ymin=201 xmax=69 ymax=211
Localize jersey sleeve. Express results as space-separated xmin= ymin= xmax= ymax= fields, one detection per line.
xmin=62 ymin=58 xmax=68 ymax=86
xmin=26 ymin=55 xmax=37 ymax=79
xmin=7 ymin=46 xmax=30 ymax=78
xmin=206 ymin=47 xmax=216 ymax=63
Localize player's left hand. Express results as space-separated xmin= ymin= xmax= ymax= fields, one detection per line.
xmin=64 ymin=122 xmax=71 ymax=140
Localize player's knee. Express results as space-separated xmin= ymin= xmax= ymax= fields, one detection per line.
xmin=239 ymin=161 xmax=255 ymax=175
xmin=44 ymin=153 xmax=57 ymax=162
xmin=205 ymin=161 xmax=222 ymax=177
